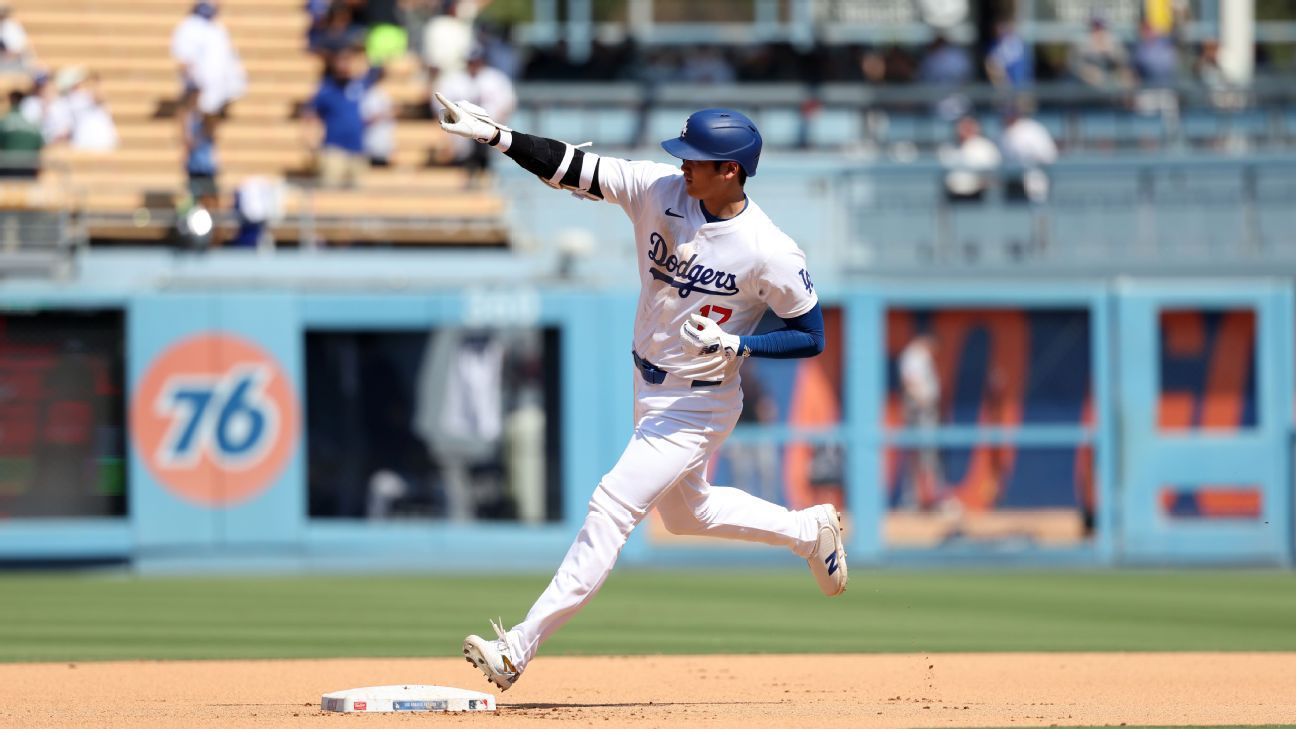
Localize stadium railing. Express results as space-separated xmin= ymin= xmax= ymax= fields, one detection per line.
xmin=512 ymin=80 xmax=1296 ymax=152
xmin=0 ymin=155 xmax=83 ymax=279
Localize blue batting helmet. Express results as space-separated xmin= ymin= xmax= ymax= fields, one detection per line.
xmin=660 ymin=108 xmax=762 ymax=177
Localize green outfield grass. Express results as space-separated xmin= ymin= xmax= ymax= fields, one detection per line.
xmin=0 ymin=569 xmax=1294 ymax=662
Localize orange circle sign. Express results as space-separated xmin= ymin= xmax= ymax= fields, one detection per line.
xmin=131 ymin=334 xmax=299 ymax=507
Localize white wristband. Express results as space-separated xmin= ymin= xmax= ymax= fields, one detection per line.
xmin=491 ymin=129 xmax=513 ymax=152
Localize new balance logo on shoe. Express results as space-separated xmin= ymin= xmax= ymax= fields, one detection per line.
xmin=825 ymin=551 xmax=839 ymax=576
xmin=501 ymin=656 xmax=518 ymax=674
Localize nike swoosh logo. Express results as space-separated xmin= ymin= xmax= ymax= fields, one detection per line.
xmin=665 ymin=208 xmax=685 ymax=218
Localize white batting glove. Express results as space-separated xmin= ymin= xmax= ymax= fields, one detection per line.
xmin=680 ymin=313 xmax=745 ymax=361
xmin=434 ymin=92 xmax=511 ymax=144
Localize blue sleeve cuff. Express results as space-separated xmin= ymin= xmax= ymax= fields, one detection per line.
xmin=738 ymin=302 xmax=826 ymax=359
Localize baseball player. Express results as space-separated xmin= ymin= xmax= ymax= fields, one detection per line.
xmin=436 ymin=94 xmax=848 ymax=691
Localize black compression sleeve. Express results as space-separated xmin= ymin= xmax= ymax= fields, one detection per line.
xmin=501 ymin=131 xmax=603 ymax=199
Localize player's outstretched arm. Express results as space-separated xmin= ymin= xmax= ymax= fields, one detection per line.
xmin=435 ymin=93 xmax=604 ymax=200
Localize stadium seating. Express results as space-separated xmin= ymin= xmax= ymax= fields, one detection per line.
xmin=4 ymin=0 xmax=509 ymax=246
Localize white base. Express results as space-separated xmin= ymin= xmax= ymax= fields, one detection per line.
xmin=321 ymin=684 xmax=495 ymax=713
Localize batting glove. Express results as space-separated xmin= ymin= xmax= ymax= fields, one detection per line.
xmin=435 ymin=92 xmax=511 ymax=144
xmin=680 ymin=313 xmax=746 ymax=361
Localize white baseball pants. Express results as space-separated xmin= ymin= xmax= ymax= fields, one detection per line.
xmin=510 ymin=379 xmax=820 ymax=668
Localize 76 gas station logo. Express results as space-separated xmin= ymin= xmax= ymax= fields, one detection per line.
xmin=155 ymin=363 xmax=280 ymax=470
xmin=131 ymin=334 xmax=299 ymax=507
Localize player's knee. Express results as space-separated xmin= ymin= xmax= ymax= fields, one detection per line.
xmin=588 ymin=484 xmax=641 ymax=538
xmin=657 ymin=505 xmax=705 ymax=536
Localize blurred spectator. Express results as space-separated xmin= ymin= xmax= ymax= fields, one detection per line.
xmin=985 ymin=21 xmax=1033 ymax=89
xmin=171 ymin=1 xmax=247 ymax=115
xmin=940 ymin=116 xmax=1000 ymax=202
xmin=859 ymin=47 xmax=887 ymax=84
xmin=522 ymin=40 xmax=582 ymax=81
xmin=310 ymin=2 xmax=364 ymax=56
xmin=364 ymin=0 xmax=408 ymax=66
xmin=0 ymin=3 xmax=34 ymax=69
xmin=435 ymin=45 xmax=515 ymax=180
xmin=306 ymin=0 xmax=332 ymax=51
xmin=639 ymin=48 xmax=682 ymax=84
xmin=422 ymin=0 xmax=475 ymax=78
xmin=46 ymin=68 xmax=118 ymax=151
xmin=881 ymin=45 xmax=917 ymax=83
xmin=361 ymin=70 xmax=396 ymax=166
xmin=680 ymin=47 xmax=735 ymax=85
xmin=918 ymin=34 xmax=973 ymax=86
xmin=1194 ymin=38 xmax=1225 ymax=88
xmin=478 ymin=22 xmax=521 ymax=79
xmin=304 ymin=44 xmax=379 ymax=187
xmin=179 ymin=86 xmax=219 ymax=218
xmin=0 ymin=89 xmax=42 ymax=177
xmin=1193 ymin=39 xmax=1245 ymax=109
xmin=1069 ymin=17 xmax=1134 ymax=89
xmin=999 ymin=105 xmax=1058 ymax=203
xmin=18 ymin=71 xmax=50 ymax=128
xmin=899 ymin=333 xmax=944 ymax=511
xmin=231 ymin=176 xmax=284 ymax=248
xmin=1133 ymin=19 xmax=1179 ymax=87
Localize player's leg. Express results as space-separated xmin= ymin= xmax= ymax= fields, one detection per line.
xmin=655 ymin=473 xmax=818 ymax=553
xmin=655 ymin=470 xmax=848 ymax=597
xmin=465 ymin=402 xmax=730 ymax=689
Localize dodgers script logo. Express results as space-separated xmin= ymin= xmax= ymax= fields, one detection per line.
xmin=131 ymin=333 xmax=299 ymax=507
xmin=647 ymin=232 xmax=739 ymax=298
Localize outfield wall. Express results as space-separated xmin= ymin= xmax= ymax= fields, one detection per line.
xmin=0 ymin=252 xmax=1292 ymax=570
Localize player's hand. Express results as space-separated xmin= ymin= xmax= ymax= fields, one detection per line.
xmin=434 ymin=92 xmax=511 ymax=144
xmin=680 ymin=314 xmax=744 ymax=362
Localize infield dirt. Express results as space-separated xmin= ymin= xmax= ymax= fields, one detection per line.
xmin=3 ymin=653 xmax=1293 ymax=728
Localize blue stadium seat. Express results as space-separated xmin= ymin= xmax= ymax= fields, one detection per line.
xmin=1128 ymin=113 xmax=1166 ymax=146
xmin=1077 ymin=110 xmax=1119 ymax=146
xmin=756 ymin=108 xmax=804 ymax=149
xmin=880 ymin=112 xmax=943 ymax=147
xmin=590 ymin=108 xmax=641 ymax=146
xmin=1180 ymin=109 xmax=1223 ymax=146
xmin=1227 ymin=110 xmax=1271 ymax=142
xmin=534 ymin=108 xmax=592 ymax=143
xmin=976 ymin=114 xmax=1003 ymax=140
xmin=509 ymin=108 xmax=536 ymax=135
xmin=807 ymin=108 xmax=862 ymax=148
xmin=1035 ymin=111 xmax=1068 ymax=146
xmin=648 ymin=107 xmax=693 ymax=145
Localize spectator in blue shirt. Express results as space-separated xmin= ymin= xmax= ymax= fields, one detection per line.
xmin=1133 ymin=19 xmax=1179 ymax=87
xmin=303 ymin=43 xmax=378 ymax=187
xmin=985 ymin=21 xmax=1033 ymax=89
xmin=918 ymin=34 xmax=973 ymax=86
xmin=179 ymin=86 xmax=218 ymax=208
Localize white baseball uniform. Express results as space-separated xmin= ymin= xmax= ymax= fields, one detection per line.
xmin=507 ymin=157 xmax=825 ymax=669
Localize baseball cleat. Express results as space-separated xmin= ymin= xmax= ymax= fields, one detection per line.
xmin=463 ymin=619 xmax=522 ymax=691
xmin=806 ymin=504 xmax=848 ymax=596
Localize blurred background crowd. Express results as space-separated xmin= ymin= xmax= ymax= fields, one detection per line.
xmin=0 ymin=0 xmax=1290 ymax=251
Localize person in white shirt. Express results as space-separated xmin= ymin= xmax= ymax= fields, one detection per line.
xmin=435 ymin=46 xmax=515 ymax=178
xmin=18 ymin=72 xmax=50 ymax=128
xmin=899 ymin=334 xmax=944 ymax=510
xmin=422 ymin=0 xmax=475 ymax=77
xmin=0 ymin=4 xmax=34 ymax=68
xmin=171 ymin=1 xmax=246 ymax=115
xmin=999 ymin=107 xmax=1058 ymax=203
xmin=44 ymin=67 xmax=118 ymax=151
xmin=361 ymin=74 xmax=396 ymax=167
xmin=940 ymin=115 xmax=1001 ymax=202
